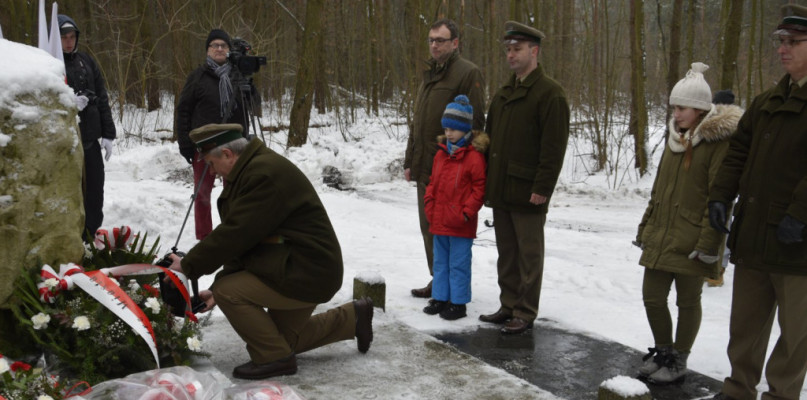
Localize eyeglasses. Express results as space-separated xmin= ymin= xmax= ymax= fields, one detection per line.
xmin=428 ymin=37 xmax=453 ymax=45
xmin=208 ymin=43 xmax=229 ymax=50
xmin=772 ymin=37 xmax=807 ymax=49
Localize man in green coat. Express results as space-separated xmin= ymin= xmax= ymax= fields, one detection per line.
xmin=168 ymin=123 xmax=373 ymax=380
xmin=708 ymin=5 xmax=807 ymax=400
xmin=478 ymin=21 xmax=569 ymax=335
xmin=404 ymin=18 xmax=485 ymax=298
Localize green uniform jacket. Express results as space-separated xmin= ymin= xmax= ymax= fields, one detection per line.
xmin=638 ymin=104 xmax=743 ymax=278
xmin=181 ymin=139 xmax=343 ymax=303
xmin=484 ymin=64 xmax=569 ymax=213
xmin=405 ymin=51 xmax=486 ymax=184
xmin=710 ymin=75 xmax=807 ymax=275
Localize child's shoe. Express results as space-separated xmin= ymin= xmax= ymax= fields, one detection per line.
xmin=423 ymin=299 xmax=447 ymax=315
xmin=439 ymin=303 xmax=466 ymax=320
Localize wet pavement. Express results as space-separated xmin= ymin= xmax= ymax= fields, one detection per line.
xmin=435 ymin=319 xmax=722 ymax=400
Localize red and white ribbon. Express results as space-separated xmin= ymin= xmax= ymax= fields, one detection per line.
xmin=93 ymin=226 xmax=134 ymax=251
xmin=37 ymin=263 xmax=83 ymax=303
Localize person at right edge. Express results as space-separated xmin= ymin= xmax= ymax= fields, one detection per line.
xmin=175 ymin=28 xmax=252 ymax=241
xmin=708 ymin=4 xmax=807 ymax=400
xmin=478 ymin=21 xmax=569 ymax=335
xmin=634 ymin=62 xmax=742 ymax=384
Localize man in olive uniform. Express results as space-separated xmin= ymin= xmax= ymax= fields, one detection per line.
xmin=404 ymin=19 xmax=485 ymax=298
xmin=708 ymin=5 xmax=807 ymax=400
xmin=479 ymin=22 xmax=569 ymax=335
xmin=168 ymin=124 xmax=373 ymax=380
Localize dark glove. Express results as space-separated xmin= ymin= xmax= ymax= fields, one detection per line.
xmin=708 ymin=201 xmax=730 ymax=234
xmin=631 ymin=240 xmax=644 ymax=250
xmin=777 ymin=214 xmax=805 ymax=244
xmin=180 ymin=147 xmax=195 ymax=164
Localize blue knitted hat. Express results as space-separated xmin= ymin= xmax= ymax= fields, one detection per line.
xmin=441 ymin=95 xmax=473 ymax=133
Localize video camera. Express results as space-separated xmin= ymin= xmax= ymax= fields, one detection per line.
xmin=228 ymin=38 xmax=266 ymax=77
xmin=154 ymin=251 xmax=206 ymax=315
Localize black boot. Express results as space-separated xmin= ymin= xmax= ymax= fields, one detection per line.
xmin=439 ymin=303 xmax=467 ymax=320
xmin=423 ymin=299 xmax=447 ymax=315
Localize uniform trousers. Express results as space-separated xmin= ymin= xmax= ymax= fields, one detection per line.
xmin=722 ymin=267 xmax=807 ymax=400
xmin=82 ymin=140 xmax=104 ymax=241
xmin=432 ymin=235 xmax=473 ymax=305
xmin=212 ymin=271 xmax=356 ymax=364
xmin=641 ymin=268 xmax=703 ymax=352
xmin=492 ymin=208 xmax=546 ymax=321
xmin=417 ymin=181 xmax=434 ymax=275
xmin=192 ymin=157 xmax=215 ymax=240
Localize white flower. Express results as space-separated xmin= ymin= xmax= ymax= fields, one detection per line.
xmin=43 ymin=278 xmax=59 ymax=289
xmin=31 ymin=312 xmax=51 ymax=330
xmin=72 ymin=315 xmax=91 ymax=331
xmin=38 ymin=395 xmax=54 ymax=400
xmin=128 ymin=279 xmax=140 ymax=291
xmin=187 ymin=336 xmax=202 ymax=352
xmin=145 ymin=297 xmax=161 ymax=314
xmin=0 ymin=357 xmax=9 ymax=374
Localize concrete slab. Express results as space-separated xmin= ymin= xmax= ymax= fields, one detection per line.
xmin=435 ymin=319 xmax=723 ymax=400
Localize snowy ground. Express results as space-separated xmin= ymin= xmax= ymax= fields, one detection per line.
xmin=97 ymin=106 xmax=798 ymax=399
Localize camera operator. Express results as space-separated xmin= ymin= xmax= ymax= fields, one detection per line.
xmin=175 ymin=28 xmax=256 ymax=241
xmin=58 ymin=14 xmax=117 ymax=242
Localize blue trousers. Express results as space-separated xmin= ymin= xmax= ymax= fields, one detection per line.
xmin=432 ymin=235 xmax=473 ymax=305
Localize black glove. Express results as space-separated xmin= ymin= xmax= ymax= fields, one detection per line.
xmin=180 ymin=146 xmax=195 ymax=165
xmin=777 ymin=214 xmax=805 ymax=244
xmin=632 ymin=240 xmax=644 ymax=250
xmin=708 ymin=201 xmax=730 ymax=234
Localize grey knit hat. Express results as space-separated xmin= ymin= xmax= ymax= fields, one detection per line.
xmin=669 ymin=62 xmax=712 ymax=111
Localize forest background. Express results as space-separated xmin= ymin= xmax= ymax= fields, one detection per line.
xmin=0 ymin=0 xmax=797 ymax=176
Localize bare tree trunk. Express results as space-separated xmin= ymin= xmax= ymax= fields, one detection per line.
xmin=685 ymin=0 xmax=696 ymax=66
xmin=663 ymin=0 xmax=683 ymax=140
xmin=718 ymin=0 xmax=743 ymax=91
xmin=629 ymin=0 xmax=648 ymax=176
xmin=287 ymin=0 xmax=324 ymax=148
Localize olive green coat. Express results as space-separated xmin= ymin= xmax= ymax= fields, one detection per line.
xmin=405 ymin=51 xmax=486 ymax=184
xmin=182 ymin=139 xmax=343 ymax=303
xmin=638 ymin=104 xmax=743 ymax=278
xmin=710 ymin=75 xmax=807 ymax=275
xmin=484 ymin=64 xmax=569 ymax=213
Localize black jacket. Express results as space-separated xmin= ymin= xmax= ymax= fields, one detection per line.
xmin=175 ymin=65 xmax=253 ymax=159
xmin=60 ymin=15 xmax=116 ymax=144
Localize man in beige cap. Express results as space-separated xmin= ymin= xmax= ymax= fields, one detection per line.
xmin=479 ymin=21 xmax=569 ymax=335
xmin=404 ymin=18 xmax=486 ymax=299
xmin=708 ymin=4 xmax=807 ymax=400
xmin=167 ymin=124 xmax=373 ymax=380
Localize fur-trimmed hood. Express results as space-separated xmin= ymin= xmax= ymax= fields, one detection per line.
xmin=668 ymin=104 xmax=744 ymax=153
xmin=436 ymin=130 xmax=490 ymax=154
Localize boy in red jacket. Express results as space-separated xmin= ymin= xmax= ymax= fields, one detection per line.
xmin=423 ymin=95 xmax=488 ymax=320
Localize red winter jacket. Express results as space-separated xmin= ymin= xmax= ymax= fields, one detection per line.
xmin=425 ymin=131 xmax=489 ymax=238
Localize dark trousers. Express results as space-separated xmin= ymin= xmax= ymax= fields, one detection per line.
xmin=722 ymin=267 xmax=807 ymax=400
xmin=192 ymin=157 xmax=215 ymax=240
xmin=642 ymin=268 xmax=703 ymax=353
xmin=416 ymin=181 xmax=434 ymax=276
xmin=82 ymin=140 xmax=104 ymax=241
xmin=212 ymin=271 xmax=355 ymax=363
xmin=492 ymin=208 xmax=546 ymax=321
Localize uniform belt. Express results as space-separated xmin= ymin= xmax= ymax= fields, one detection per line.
xmin=263 ymin=234 xmax=285 ymax=244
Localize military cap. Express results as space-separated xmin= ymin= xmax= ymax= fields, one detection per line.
xmin=189 ymin=123 xmax=244 ymax=154
xmin=503 ymin=21 xmax=546 ymax=45
xmin=775 ymin=4 xmax=807 ymax=35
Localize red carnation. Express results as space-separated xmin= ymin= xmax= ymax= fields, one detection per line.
xmin=143 ymin=284 xmax=160 ymax=298
xmin=10 ymin=361 xmax=31 ymax=372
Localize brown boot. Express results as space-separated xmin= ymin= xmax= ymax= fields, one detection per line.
xmin=705 ymin=267 xmax=726 ymax=287
xmin=410 ymin=280 xmax=432 ymax=298
xmin=232 ymin=354 xmax=297 ymax=380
